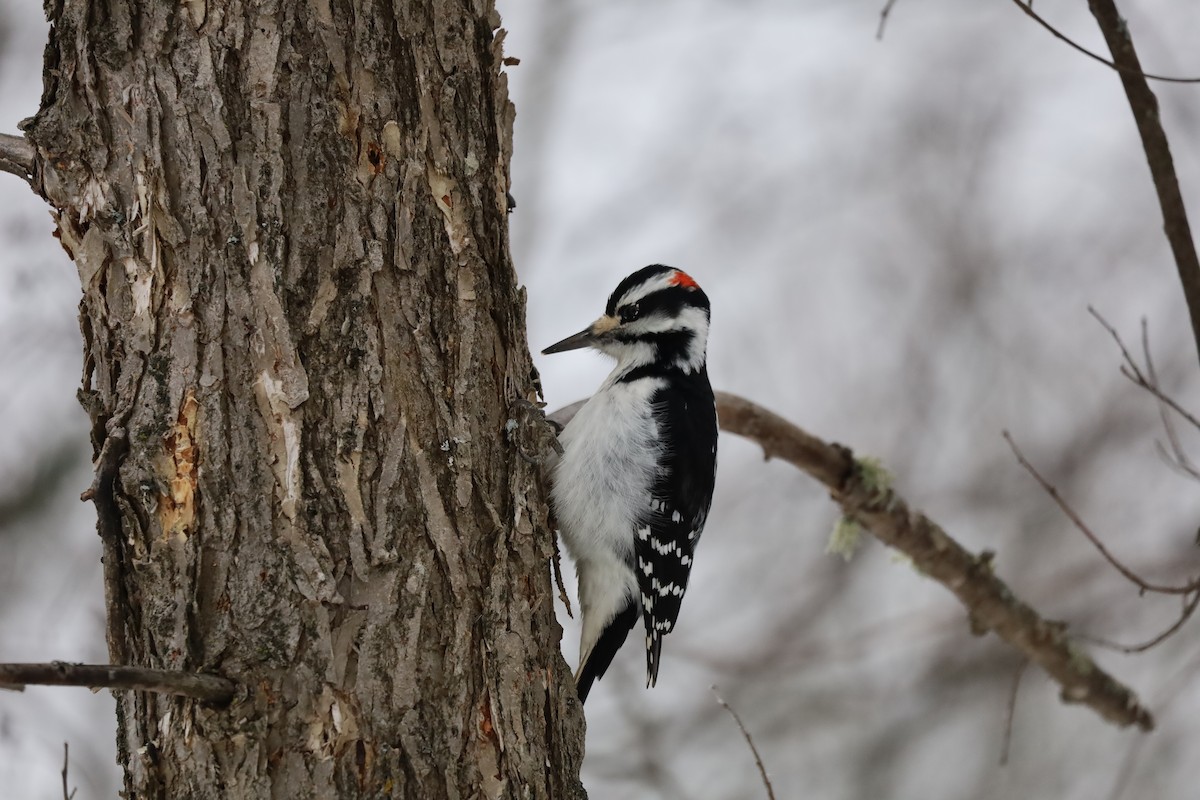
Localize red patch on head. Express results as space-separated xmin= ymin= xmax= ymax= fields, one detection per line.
xmin=669 ymin=271 xmax=699 ymax=290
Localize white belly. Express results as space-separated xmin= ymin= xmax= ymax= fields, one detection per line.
xmin=552 ymin=377 xmax=664 ymax=663
xmin=552 ymin=378 xmax=663 ymax=565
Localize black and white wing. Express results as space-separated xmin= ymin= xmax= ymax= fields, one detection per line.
xmin=634 ymin=370 xmax=718 ymax=686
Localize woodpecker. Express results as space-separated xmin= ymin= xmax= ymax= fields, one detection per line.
xmin=543 ymin=265 xmax=718 ymax=702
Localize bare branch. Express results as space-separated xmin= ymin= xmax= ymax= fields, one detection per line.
xmin=61 ymin=743 xmax=75 ymax=800
xmin=1087 ymin=0 xmax=1200 ymax=368
xmin=1003 ymin=430 xmax=1199 ymax=596
xmin=712 ymin=687 xmax=776 ymax=800
xmin=1137 ymin=318 xmax=1200 ymax=480
xmin=1124 ymin=358 xmax=1200 ymax=437
xmin=0 ymin=132 xmax=35 ymax=184
xmin=1090 ymin=309 xmax=1200 ymax=434
xmin=0 ymin=662 xmax=236 ymax=705
xmin=1082 ymin=591 xmax=1200 ymax=654
xmin=1009 ymin=1 xmax=1200 ymax=84
xmin=1090 ymin=309 xmax=1200 ymax=481
xmin=552 ymin=393 xmax=1155 ymax=730
xmin=1034 ymin=311 xmax=1200 ymax=653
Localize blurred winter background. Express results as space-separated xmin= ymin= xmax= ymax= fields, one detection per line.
xmin=3 ymin=0 xmax=1200 ymax=797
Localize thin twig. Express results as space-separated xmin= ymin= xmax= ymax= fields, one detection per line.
xmin=1009 ymin=1 xmax=1200 ymax=84
xmin=712 ymin=686 xmax=776 ymax=800
xmin=876 ymin=0 xmax=899 ymax=41
xmin=1081 ymin=591 xmax=1200 ymax=654
xmin=1087 ymin=0 xmax=1200 ymax=370
xmin=551 ymin=528 xmax=574 ymax=618
xmin=1089 ymin=309 xmax=1200 ymax=434
xmin=552 ymin=394 xmax=1155 ymax=730
xmin=1003 ymin=430 xmax=1199 ymax=596
xmin=61 ymin=743 xmax=75 ymax=800
xmin=0 ymin=662 xmax=236 ymax=705
xmin=999 ymin=660 xmax=1029 ymax=767
xmin=0 ymin=132 xmax=35 ymax=184
xmin=1137 ymin=318 xmax=1200 ymax=480
xmin=1117 ymin=367 xmax=1200 ymax=441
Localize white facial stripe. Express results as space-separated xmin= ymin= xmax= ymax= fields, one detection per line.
xmin=676 ymin=307 xmax=710 ymax=370
xmin=617 ymin=271 xmax=681 ymax=309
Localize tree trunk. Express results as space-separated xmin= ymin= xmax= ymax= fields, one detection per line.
xmin=23 ymin=1 xmax=585 ymax=796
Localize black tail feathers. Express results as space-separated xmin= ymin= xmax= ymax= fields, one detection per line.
xmin=575 ymin=602 xmax=638 ymax=703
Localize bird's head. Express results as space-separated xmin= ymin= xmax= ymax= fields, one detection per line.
xmin=542 ymin=265 xmax=711 ymax=374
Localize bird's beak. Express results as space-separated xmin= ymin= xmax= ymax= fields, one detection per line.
xmin=543 ymin=315 xmax=619 ymax=355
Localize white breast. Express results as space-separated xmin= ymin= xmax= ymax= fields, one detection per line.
xmin=552 ymin=376 xmax=664 ymax=564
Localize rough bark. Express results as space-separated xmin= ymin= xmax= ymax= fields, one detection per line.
xmin=22 ymin=1 xmax=585 ymax=797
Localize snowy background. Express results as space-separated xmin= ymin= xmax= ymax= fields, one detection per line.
xmin=3 ymin=0 xmax=1200 ymax=797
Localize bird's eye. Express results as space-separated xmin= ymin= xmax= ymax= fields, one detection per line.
xmin=620 ymin=304 xmax=641 ymax=323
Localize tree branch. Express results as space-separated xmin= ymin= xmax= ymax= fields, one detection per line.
xmin=1003 ymin=430 xmax=1199 ymax=596
xmin=1010 ymin=1 xmax=1200 ymax=84
xmin=715 ymin=392 xmax=1152 ymax=730
xmin=1090 ymin=308 xmax=1200 ymax=440
xmin=1081 ymin=590 xmax=1200 ymax=655
xmin=0 ymin=132 xmax=35 ymax=184
xmin=0 ymin=662 xmax=236 ymax=705
xmin=550 ymin=392 xmax=1155 ymax=731
xmin=1087 ymin=0 xmax=1200 ymax=369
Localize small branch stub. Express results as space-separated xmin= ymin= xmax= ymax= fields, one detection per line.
xmin=0 ymin=132 xmax=35 ymax=184
xmin=0 ymin=662 xmax=236 ymax=705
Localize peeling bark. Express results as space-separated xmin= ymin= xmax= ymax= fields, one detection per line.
xmin=24 ymin=1 xmax=585 ymax=796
